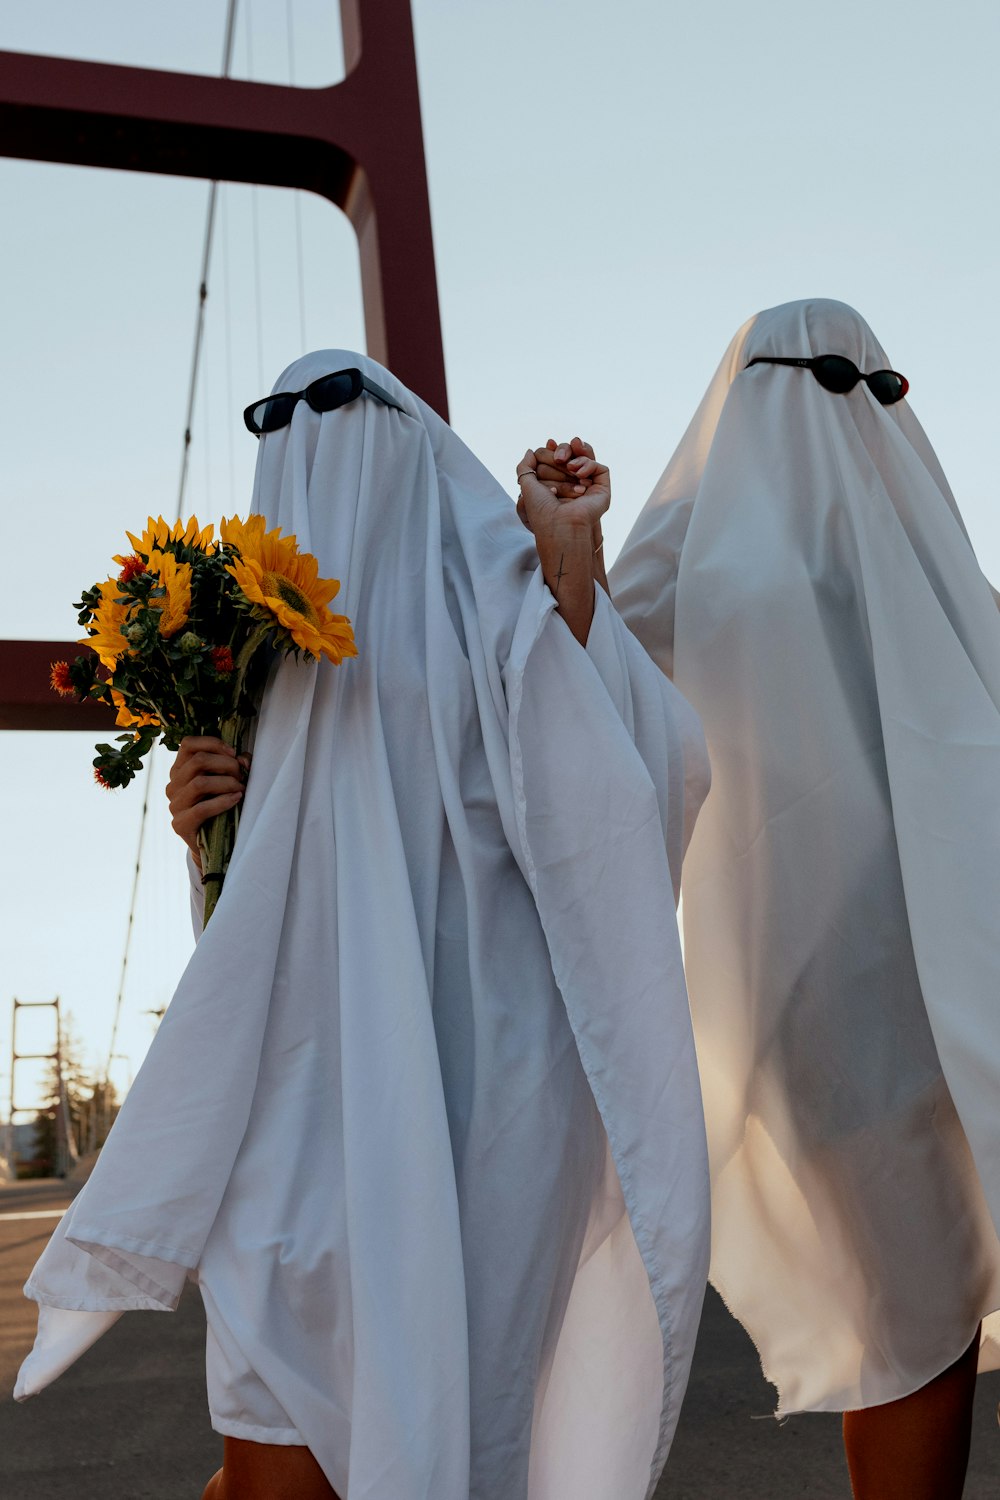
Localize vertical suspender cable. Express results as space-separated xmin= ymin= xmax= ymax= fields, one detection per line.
xmin=174 ymin=0 xmax=241 ymax=520
xmin=104 ymin=751 xmax=156 ymax=1085
xmin=287 ymin=0 xmax=308 ymax=351
xmin=104 ymin=0 xmax=241 ymax=1087
xmin=222 ymin=186 xmax=237 ymax=512
xmin=245 ymin=1 xmax=266 ymax=390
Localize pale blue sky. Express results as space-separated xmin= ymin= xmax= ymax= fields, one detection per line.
xmin=2 ymin=0 xmax=997 ymax=1105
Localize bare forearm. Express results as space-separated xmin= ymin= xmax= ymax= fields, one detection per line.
xmin=535 ymin=522 xmax=596 ymax=646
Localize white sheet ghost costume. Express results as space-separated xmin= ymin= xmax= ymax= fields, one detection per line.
xmin=16 ymin=351 xmax=711 ymax=1499
xmin=610 ymin=298 xmax=1000 ymax=1415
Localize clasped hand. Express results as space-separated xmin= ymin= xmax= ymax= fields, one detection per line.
xmin=515 ymin=436 xmax=609 ymax=539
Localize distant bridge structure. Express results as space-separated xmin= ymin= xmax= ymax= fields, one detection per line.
xmin=6 ymin=997 xmax=78 ymax=1178
xmin=0 ymin=0 xmax=447 ymax=731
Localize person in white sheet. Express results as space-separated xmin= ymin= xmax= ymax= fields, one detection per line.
xmin=534 ymin=297 xmax=1000 ymax=1500
xmin=15 ymin=351 xmax=712 ymax=1500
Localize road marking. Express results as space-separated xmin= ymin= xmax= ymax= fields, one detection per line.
xmin=0 ymin=1209 xmax=66 ymax=1222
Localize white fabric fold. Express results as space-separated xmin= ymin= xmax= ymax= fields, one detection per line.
xmin=610 ymin=297 xmax=1000 ymax=1413
xmin=17 ymin=351 xmax=710 ymax=1499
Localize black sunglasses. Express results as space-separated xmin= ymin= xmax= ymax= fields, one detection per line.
xmin=243 ymin=366 xmax=408 ymax=436
xmin=745 ymin=355 xmax=909 ymax=406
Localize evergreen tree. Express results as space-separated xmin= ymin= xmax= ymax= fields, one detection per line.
xmin=30 ymin=1015 xmax=119 ymax=1176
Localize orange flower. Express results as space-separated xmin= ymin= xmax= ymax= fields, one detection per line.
xmin=50 ymin=661 xmax=75 ymax=697
xmin=117 ymin=555 xmax=147 ymax=584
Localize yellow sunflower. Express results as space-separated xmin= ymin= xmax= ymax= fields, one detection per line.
xmin=110 ymin=690 xmax=159 ymax=730
xmin=219 ymin=514 xmax=267 ymax=556
xmin=120 ymin=515 xmax=214 ymax=560
xmin=221 ymin=515 xmax=357 ymax=664
xmin=147 ymin=549 xmax=192 ymax=638
xmin=83 ymin=579 xmax=131 ymax=669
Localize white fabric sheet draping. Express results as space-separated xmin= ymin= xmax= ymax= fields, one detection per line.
xmin=16 ymin=351 xmax=711 ymax=1499
xmin=610 ymin=297 xmax=1000 ymax=1414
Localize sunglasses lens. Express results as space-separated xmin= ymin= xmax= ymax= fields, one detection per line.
xmin=866 ymin=371 xmax=908 ymax=406
xmin=250 ymin=396 xmax=296 ymax=433
xmin=812 ymin=355 xmax=860 ymax=394
xmin=309 ymin=371 xmax=358 ymax=413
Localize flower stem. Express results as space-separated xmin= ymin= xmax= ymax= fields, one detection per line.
xmin=197 ymin=807 xmax=234 ymax=927
xmin=195 ymin=626 xmax=271 ymax=925
xmin=197 ymin=715 xmax=243 ymax=926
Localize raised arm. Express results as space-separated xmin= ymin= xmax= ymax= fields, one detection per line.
xmin=515 ymin=447 xmax=611 ymax=646
xmin=519 ymin=438 xmax=610 ymax=596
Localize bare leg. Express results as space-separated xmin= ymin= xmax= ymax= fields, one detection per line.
xmin=200 ymin=1438 xmax=340 ymax=1500
xmin=843 ymin=1327 xmax=980 ymax=1500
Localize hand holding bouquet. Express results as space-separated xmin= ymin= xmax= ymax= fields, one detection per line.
xmin=52 ymin=515 xmax=356 ymax=923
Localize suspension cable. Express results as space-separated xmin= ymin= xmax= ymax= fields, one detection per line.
xmin=222 ymin=185 xmax=237 ymax=511
xmin=287 ymin=0 xmax=308 ymax=351
xmin=174 ymin=0 xmax=240 ymax=518
xmin=104 ymin=0 xmax=241 ymax=1085
xmin=245 ymin=0 xmax=266 ymax=390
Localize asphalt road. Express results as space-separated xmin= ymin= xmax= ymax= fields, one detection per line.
xmin=0 ymin=1180 xmax=222 ymax=1500
xmin=1 ymin=1179 xmax=998 ymax=1499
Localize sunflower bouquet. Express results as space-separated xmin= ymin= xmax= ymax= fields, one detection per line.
xmin=51 ymin=515 xmax=356 ymax=923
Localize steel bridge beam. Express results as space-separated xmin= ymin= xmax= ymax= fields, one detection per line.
xmin=0 ymin=0 xmax=446 ymax=728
